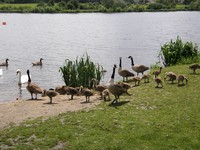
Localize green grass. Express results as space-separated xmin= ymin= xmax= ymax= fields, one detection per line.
xmin=0 ymin=64 xmax=200 ymax=149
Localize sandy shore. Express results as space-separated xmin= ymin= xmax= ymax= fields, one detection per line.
xmin=0 ymin=94 xmax=101 ymax=129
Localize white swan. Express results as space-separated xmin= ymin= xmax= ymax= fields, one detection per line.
xmin=16 ymin=69 xmax=29 ymax=85
xmin=0 ymin=69 xmax=2 ymax=76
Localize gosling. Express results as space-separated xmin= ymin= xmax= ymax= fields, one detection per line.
xmin=164 ymin=72 xmax=177 ymax=84
xmin=177 ymin=75 xmax=188 ymax=86
xmin=155 ymin=77 xmax=163 ymax=88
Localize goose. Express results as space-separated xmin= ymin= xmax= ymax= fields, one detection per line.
xmin=141 ymin=74 xmax=150 ymax=83
xmin=155 ymin=77 xmax=163 ymax=88
xmin=102 ymin=89 xmax=110 ymax=101
xmin=189 ymin=64 xmax=200 ymax=74
xmin=32 ymin=58 xmax=43 ymax=66
xmin=80 ymin=86 xmax=93 ymax=102
xmin=118 ymin=57 xmax=135 ymax=81
xmin=177 ymin=75 xmax=188 ymax=86
xmin=164 ymin=72 xmax=177 ymax=84
xmin=107 ymin=64 xmax=131 ymax=104
xmin=64 ymin=86 xmax=80 ymax=100
xmin=16 ymin=69 xmax=29 ymax=85
xmin=129 ymin=76 xmax=141 ymax=86
xmin=117 ymin=82 xmax=133 ymax=94
xmin=0 ymin=69 xmax=2 ymax=76
xmin=0 ymin=58 xmax=9 ymax=66
xmin=43 ymin=88 xmax=58 ymax=104
xmin=128 ymin=56 xmax=149 ymax=76
xmin=153 ymin=67 xmax=162 ymax=78
xmin=91 ymin=78 xmax=107 ymax=100
xmin=55 ymin=86 xmax=67 ymax=95
xmin=26 ymin=69 xmax=44 ymax=99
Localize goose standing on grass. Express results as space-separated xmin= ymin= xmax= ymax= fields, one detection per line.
xmin=177 ymin=75 xmax=188 ymax=86
xmin=153 ymin=67 xmax=162 ymax=78
xmin=43 ymin=88 xmax=58 ymax=104
xmin=189 ymin=64 xmax=200 ymax=74
xmin=118 ymin=57 xmax=135 ymax=82
xmin=26 ymin=69 xmax=43 ymax=99
xmin=32 ymin=58 xmax=43 ymax=66
xmin=164 ymin=72 xmax=177 ymax=84
xmin=0 ymin=58 xmax=9 ymax=66
xmin=16 ymin=69 xmax=29 ymax=85
xmin=0 ymin=69 xmax=2 ymax=76
xmin=107 ymin=64 xmax=131 ymax=104
xmin=128 ymin=56 xmax=149 ymax=76
xmin=155 ymin=77 xmax=163 ymax=88
xmin=141 ymin=74 xmax=150 ymax=83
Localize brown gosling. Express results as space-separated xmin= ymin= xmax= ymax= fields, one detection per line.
xmin=128 ymin=56 xmax=149 ymax=76
xmin=32 ymin=58 xmax=43 ymax=66
xmin=164 ymin=72 xmax=177 ymax=84
xmin=155 ymin=77 xmax=163 ymax=88
xmin=141 ymin=74 xmax=150 ymax=83
xmin=107 ymin=65 xmax=131 ymax=104
xmin=91 ymin=78 xmax=107 ymax=100
xmin=153 ymin=67 xmax=162 ymax=78
xmin=102 ymin=89 xmax=111 ymax=101
xmin=117 ymin=82 xmax=132 ymax=94
xmin=43 ymin=88 xmax=58 ymax=104
xmin=189 ymin=63 xmax=200 ymax=74
xmin=0 ymin=58 xmax=9 ymax=66
xmin=26 ymin=70 xmax=44 ymax=99
xmin=55 ymin=86 xmax=67 ymax=95
xmin=118 ymin=57 xmax=135 ymax=82
xmin=177 ymin=75 xmax=188 ymax=86
xmin=64 ymin=86 xmax=80 ymax=100
xmin=129 ymin=76 xmax=141 ymax=86
xmin=80 ymin=86 xmax=93 ymax=103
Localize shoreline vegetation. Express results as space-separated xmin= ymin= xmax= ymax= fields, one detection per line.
xmin=0 ymin=0 xmax=200 ymax=13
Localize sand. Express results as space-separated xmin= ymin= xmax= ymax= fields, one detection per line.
xmin=0 ymin=94 xmax=101 ymax=129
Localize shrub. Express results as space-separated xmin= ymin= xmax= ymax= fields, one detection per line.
xmin=159 ymin=36 xmax=199 ymax=66
xmin=59 ymin=53 xmax=104 ymax=88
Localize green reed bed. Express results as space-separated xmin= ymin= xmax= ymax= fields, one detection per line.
xmin=0 ymin=64 xmax=200 ymax=149
xmin=59 ymin=53 xmax=103 ymax=88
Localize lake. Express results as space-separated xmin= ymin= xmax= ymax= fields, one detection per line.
xmin=0 ymin=12 xmax=200 ymax=102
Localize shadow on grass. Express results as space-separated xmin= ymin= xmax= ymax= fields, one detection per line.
xmin=108 ymin=100 xmax=130 ymax=107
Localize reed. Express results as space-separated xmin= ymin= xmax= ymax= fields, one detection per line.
xmin=60 ymin=53 xmax=103 ymax=88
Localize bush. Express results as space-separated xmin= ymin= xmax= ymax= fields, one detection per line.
xmin=159 ymin=36 xmax=199 ymax=66
xmin=59 ymin=53 xmax=104 ymax=88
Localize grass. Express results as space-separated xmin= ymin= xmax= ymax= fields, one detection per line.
xmin=0 ymin=64 xmax=200 ymax=149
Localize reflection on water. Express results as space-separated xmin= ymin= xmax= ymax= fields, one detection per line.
xmin=0 ymin=12 xmax=200 ymax=102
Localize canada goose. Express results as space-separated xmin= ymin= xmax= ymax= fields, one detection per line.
xmin=0 ymin=69 xmax=2 ymax=76
xmin=0 ymin=58 xmax=9 ymax=66
xmin=141 ymin=74 xmax=150 ymax=83
xmin=129 ymin=76 xmax=141 ymax=86
xmin=177 ymin=75 xmax=188 ymax=86
xmin=102 ymin=89 xmax=110 ymax=101
xmin=64 ymin=86 xmax=80 ymax=100
xmin=80 ymin=86 xmax=93 ymax=102
xmin=107 ymin=64 xmax=131 ymax=104
xmin=153 ymin=67 xmax=162 ymax=78
xmin=43 ymin=88 xmax=58 ymax=104
xmin=16 ymin=69 xmax=29 ymax=85
xmin=55 ymin=86 xmax=67 ymax=95
xmin=26 ymin=70 xmax=43 ymax=99
xmin=91 ymin=78 xmax=107 ymax=100
xmin=118 ymin=57 xmax=135 ymax=81
xmin=32 ymin=58 xmax=43 ymax=66
xmin=189 ymin=64 xmax=200 ymax=74
xmin=128 ymin=56 xmax=149 ymax=76
xmin=164 ymin=72 xmax=177 ymax=84
xmin=155 ymin=77 xmax=163 ymax=88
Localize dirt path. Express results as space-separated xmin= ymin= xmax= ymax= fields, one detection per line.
xmin=0 ymin=94 xmax=101 ymax=129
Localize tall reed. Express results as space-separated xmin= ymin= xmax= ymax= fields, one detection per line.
xmin=60 ymin=53 xmax=103 ymax=88
xmin=159 ymin=36 xmax=199 ymax=66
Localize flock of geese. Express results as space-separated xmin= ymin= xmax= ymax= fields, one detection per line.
xmin=0 ymin=57 xmax=200 ymax=104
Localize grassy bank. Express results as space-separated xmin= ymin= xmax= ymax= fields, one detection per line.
xmin=0 ymin=64 xmax=200 ymax=149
